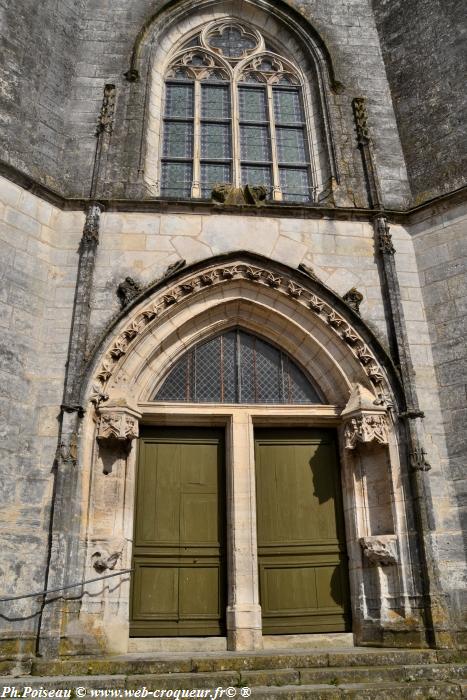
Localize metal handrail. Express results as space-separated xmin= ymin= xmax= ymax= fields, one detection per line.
xmin=0 ymin=569 xmax=133 ymax=602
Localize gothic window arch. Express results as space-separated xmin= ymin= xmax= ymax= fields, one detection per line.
xmin=154 ymin=328 xmax=324 ymax=404
xmin=160 ymin=20 xmax=316 ymax=203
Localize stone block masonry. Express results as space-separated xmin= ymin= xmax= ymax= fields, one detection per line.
xmin=0 ymin=176 xmax=82 ymax=644
xmin=411 ymin=201 xmax=467 ymax=634
xmin=372 ymin=0 xmax=467 ymax=202
xmin=0 ymin=0 xmax=465 ymax=656
xmin=1 ymin=0 xmax=410 ymax=208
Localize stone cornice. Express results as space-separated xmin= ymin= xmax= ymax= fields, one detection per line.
xmin=1 ymin=160 xmax=466 ymax=225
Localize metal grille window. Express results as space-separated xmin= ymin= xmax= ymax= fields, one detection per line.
xmin=160 ymin=20 xmax=315 ymax=202
xmin=154 ymin=329 xmax=323 ymax=404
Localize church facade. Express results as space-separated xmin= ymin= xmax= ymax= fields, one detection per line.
xmin=0 ymin=0 xmax=465 ymax=660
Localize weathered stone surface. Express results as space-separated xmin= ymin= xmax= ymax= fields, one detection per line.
xmin=0 ymin=0 xmax=465 ymax=664
xmin=125 ymin=671 xmax=240 ymax=690
xmin=240 ymin=669 xmax=300 ymax=686
xmin=372 ymin=0 xmax=466 ymax=202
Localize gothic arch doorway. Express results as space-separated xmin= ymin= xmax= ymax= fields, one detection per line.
xmin=128 ymin=326 xmax=351 ymax=639
xmin=74 ymin=254 xmax=419 ymax=653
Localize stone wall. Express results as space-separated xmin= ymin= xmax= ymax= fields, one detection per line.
xmin=1 ymin=0 xmax=410 ymax=208
xmin=0 ymin=176 xmax=82 ymax=644
xmin=88 ymin=210 xmax=461 ymax=598
xmin=0 ymin=0 xmax=85 ymax=195
xmin=0 ymin=177 xmax=465 ymax=647
xmin=410 ymin=202 xmax=467 ymax=637
xmin=0 ymin=0 xmax=465 ymax=653
xmin=372 ymin=0 xmax=467 ymax=203
xmin=89 ymin=213 xmax=391 ymax=347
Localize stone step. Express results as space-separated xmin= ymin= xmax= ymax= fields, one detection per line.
xmin=28 ymin=648 xmax=467 ymax=678
xmin=0 ymin=676 xmax=465 ymax=700
xmin=2 ymin=663 xmax=466 ymax=689
xmin=248 ymin=682 xmax=464 ymax=699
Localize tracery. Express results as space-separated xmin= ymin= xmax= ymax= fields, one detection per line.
xmin=160 ymin=20 xmax=314 ymax=202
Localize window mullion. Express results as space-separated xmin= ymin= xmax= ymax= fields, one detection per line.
xmin=192 ymin=80 xmax=201 ymax=198
xmin=267 ymin=84 xmax=282 ymax=202
xmin=231 ymin=80 xmax=241 ymax=188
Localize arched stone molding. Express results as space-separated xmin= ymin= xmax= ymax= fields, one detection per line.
xmin=119 ymin=0 xmax=344 ymax=201
xmin=127 ymin=0 xmax=340 ymax=90
xmin=86 ymin=257 xmax=395 ymax=408
xmin=69 ymin=254 xmax=425 ymax=654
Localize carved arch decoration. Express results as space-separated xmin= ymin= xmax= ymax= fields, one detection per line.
xmin=78 ymin=255 xmax=421 ymax=651
xmin=82 ymin=252 xmax=403 ymax=413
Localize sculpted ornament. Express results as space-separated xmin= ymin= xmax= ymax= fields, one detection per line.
xmin=96 ymin=402 xmax=141 ymax=472
xmin=97 ymin=413 xmax=139 ymax=443
xmin=91 ymin=263 xmax=389 ymax=401
xmin=344 ymin=414 xmax=389 ymax=450
xmin=117 ymin=277 xmax=142 ymax=309
xmin=359 ymin=535 xmax=398 ymax=566
xmin=59 ymin=432 xmax=78 ymax=465
xmin=82 ymin=203 xmax=103 ymax=245
xmin=97 ymin=84 xmax=116 ymax=135
xmin=352 ymin=97 xmax=370 ymax=146
xmin=343 ymin=287 xmax=364 ymax=315
xmin=375 ymin=217 xmax=396 ymax=255
xmin=92 ymin=550 xmax=120 ymax=574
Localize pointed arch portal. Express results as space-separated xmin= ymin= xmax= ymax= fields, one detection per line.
xmin=75 ymin=254 xmax=420 ymax=653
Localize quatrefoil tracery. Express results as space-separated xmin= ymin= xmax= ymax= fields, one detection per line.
xmin=166 ymin=21 xmax=302 ymax=85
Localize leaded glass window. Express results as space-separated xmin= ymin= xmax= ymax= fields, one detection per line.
xmin=154 ymin=329 xmax=323 ymax=404
xmin=160 ymin=20 xmax=315 ymax=202
xmin=208 ymin=26 xmax=257 ymax=59
xmin=161 ymin=82 xmax=195 ymax=198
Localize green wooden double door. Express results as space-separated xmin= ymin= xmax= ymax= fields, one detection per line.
xmin=131 ymin=427 xmax=350 ymax=637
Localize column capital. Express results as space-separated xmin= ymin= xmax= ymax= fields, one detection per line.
xmin=341 ymin=383 xmax=389 ymax=450
xmin=97 ymin=400 xmax=141 ymax=447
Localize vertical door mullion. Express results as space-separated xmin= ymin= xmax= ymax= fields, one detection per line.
xmin=267 ymin=84 xmax=282 ymax=201
xmin=192 ymin=80 xmax=201 ymax=197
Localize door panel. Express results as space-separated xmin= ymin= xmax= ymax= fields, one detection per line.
xmin=131 ymin=428 xmax=225 ymax=637
xmin=255 ymin=429 xmax=351 ymax=634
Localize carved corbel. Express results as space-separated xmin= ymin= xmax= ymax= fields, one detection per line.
xmin=341 ymin=383 xmax=390 ymax=450
xmin=359 ymin=535 xmax=398 ymax=566
xmin=96 ymin=401 xmax=141 ymax=472
xmin=344 ymin=414 xmax=389 ymax=450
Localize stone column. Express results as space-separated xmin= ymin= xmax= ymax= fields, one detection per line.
xmin=226 ymin=412 xmax=263 ymax=650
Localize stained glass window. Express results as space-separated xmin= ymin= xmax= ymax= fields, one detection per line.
xmin=201 ymin=124 xmax=231 ymax=160
xmin=161 ymin=21 xmax=314 ymax=202
xmin=165 ymin=83 xmax=194 ymax=119
xmin=154 ymin=329 xmax=323 ymax=404
xmin=161 ymin=81 xmax=195 ymax=198
xmin=163 ymin=122 xmax=194 ymax=159
xmin=160 ymin=162 xmax=193 ymax=198
xmin=201 ymin=163 xmax=232 ymax=197
xmin=208 ymin=26 xmax=257 ymax=58
xmin=273 ymin=89 xmax=303 ymax=124
xmin=201 ymin=84 xmax=230 ymax=120
xmin=200 ymin=82 xmax=232 ymax=196
xmin=274 ymin=88 xmax=311 ymax=201
xmin=239 ymin=87 xmax=268 ymax=121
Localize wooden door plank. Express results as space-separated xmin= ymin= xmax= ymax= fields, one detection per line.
xmin=255 ymin=428 xmax=351 ymax=634
xmin=130 ymin=428 xmax=226 ymax=637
